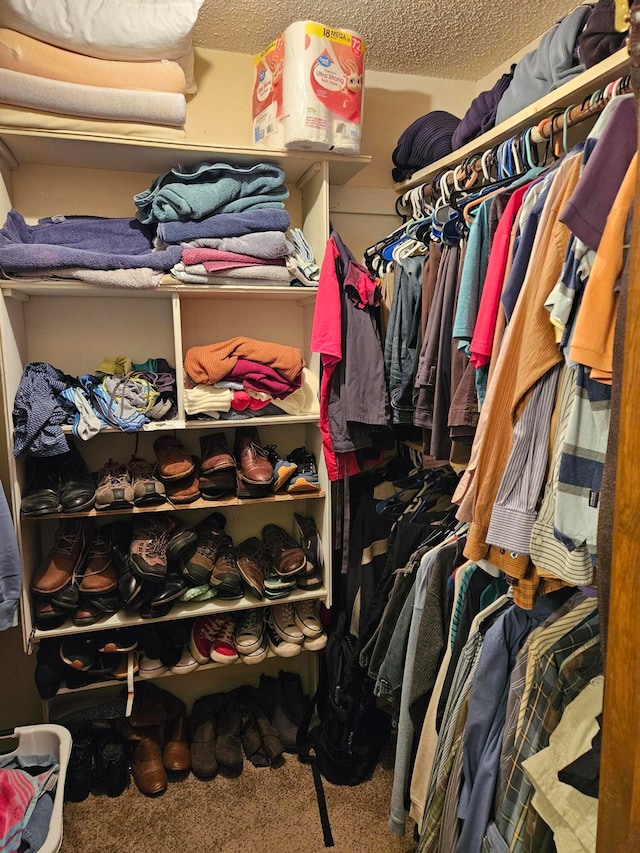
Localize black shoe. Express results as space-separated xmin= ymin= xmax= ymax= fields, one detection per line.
xmin=58 ymin=442 xmax=96 ymax=512
xmin=149 ymin=573 xmax=188 ymax=609
xmin=64 ymin=729 xmax=94 ymax=802
xmin=293 ymin=513 xmax=324 ymax=570
xmin=165 ymin=517 xmax=198 ymax=563
xmin=34 ymin=638 xmax=64 ymax=700
xmin=92 ymin=731 xmax=130 ymax=797
xmin=21 ymin=455 xmax=62 ymax=517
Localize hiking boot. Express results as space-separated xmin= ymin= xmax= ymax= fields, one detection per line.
xmin=210 ymin=616 xmax=239 ymax=664
xmin=234 ymin=426 xmax=273 ymax=485
xmin=234 ymin=608 xmax=265 ymax=656
xmin=190 ymin=614 xmax=228 ymax=664
xmin=21 ymin=455 xmax=62 ymax=516
xmin=270 ymin=602 xmax=305 ymax=644
xmin=153 ymin=435 xmax=195 ymax=482
xmin=180 ymin=512 xmax=228 ymax=585
xmin=265 ymin=611 xmax=302 ymax=657
xmin=210 ymin=544 xmax=243 ymax=599
xmin=95 ymin=459 xmax=134 ymax=510
xmin=200 ymin=433 xmax=236 ymax=477
xmin=261 ymin=524 xmax=306 ymax=577
xmin=265 ymin=445 xmax=297 ymax=492
xmin=58 ymin=443 xmax=96 ymax=512
xmin=236 ymin=537 xmax=269 ymax=599
xmin=165 ymin=518 xmax=198 ymax=563
xmin=32 ymin=518 xmax=90 ymax=595
xmin=128 ymin=515 xmax=177 ymax=582
xmin=128 ymin=456 xmax=166 ymax=506
xmin=286 ymin=447 xmax=321 ymax=493
xmin=294 ymin=599 xmax=323 ymax=637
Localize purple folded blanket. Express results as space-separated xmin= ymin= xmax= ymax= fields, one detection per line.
xmin=0 ymin=209 xmax=181 ymax=271
xmin=157 ymin=208 xmax=291 ymax=244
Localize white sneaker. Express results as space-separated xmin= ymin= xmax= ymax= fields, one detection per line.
xmin=265 ymin=613 xmax=302 ymax=657
xmin=171 ymin=645 xmax=199 ymax=674
xmin=303 ymin=630 xmax=327 ymax=652
xmin=271 ymin=602 xmax=304 ymax=644
xmin=234 ymin=607 xmax=265 ymax=656
xmin=294 ymin=600 xmax=323 ymax=637
xmin=239 ymin=636 xmax=269 ymax=664
xmin=138 ymin=656 xmax=167 ymax=679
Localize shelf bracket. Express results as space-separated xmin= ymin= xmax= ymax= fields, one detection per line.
xmin=296 ymin=162 xmax=322 ymax=191
xmin=3 ymin=289 xmax=29 ymax=303
xmin=0 ymin=139 xmax=18 ymax=171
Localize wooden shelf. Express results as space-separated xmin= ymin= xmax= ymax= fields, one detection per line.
xmin=395 ymin=48 xmax=631 ymax=192
xmin=0 ymin=280 xmax=318 ymax=301
xmin=32 ymin=586 xmax=328 ymax=640
xmin=56 ymin=414 xmax=320 ymax=436
xmin=0 ymin=127 xmax=370 ymax=185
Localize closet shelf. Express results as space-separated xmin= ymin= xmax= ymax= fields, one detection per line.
xmin=21 ymin=490 xmax=325 ymax=520
xmin=0 ymin=280 xmax=317 ymax=302
xmin=0 ymin=127 xmax=370 ymax=185
xmin=32 ymin=586 xmax=327 ymax=641
xmin=59 ymin=414 xmax=320 ymax=436
xmin=394 ymin=47 xmax=630 ymax=192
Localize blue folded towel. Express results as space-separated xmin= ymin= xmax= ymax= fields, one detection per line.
xmin=157 ymin=208 xmax=291 ymax=244
xmin=0 ymin=210 xmax=181 ymax=271
xmin=134 ymin=161 xmax=289 ymax=224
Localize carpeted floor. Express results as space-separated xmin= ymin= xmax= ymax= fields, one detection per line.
xmin=60 ymin=739 xmax=418 ymax=853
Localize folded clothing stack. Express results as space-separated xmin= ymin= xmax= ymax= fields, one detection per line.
xmin=0 ymin=0 xmax=205 ymax=129
xmin=183 ymin=337 xmax=318 ymax=421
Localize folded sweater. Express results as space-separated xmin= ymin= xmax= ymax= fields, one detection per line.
xmin=184 ymin=337 xmax=305 ymax=385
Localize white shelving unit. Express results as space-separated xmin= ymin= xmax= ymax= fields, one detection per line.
xmin=0 ymin=125 xmax=370 ymax=704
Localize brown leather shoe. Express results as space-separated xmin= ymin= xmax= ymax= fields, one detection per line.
xmin=131 ymin=729 xmax=167 ymax=796
xmin=165 ymin=458 xmax=201 ymax=504
xmin=78 ymin=531 xmax=118 ymax=595
xmin=163 ymin=713 xmax=191 ymax=772
xmin=234 ymin=427 xmax=273 ymax=485
xmin=261 ymin=524 xmax=306 ymax=577
xmin=153 ymin=436 xmax=195 ymax=482
xmin=236 ymin=537 xmax=268 ymax=598
xmin=32 ymin=519 xmax=90 ymax=595
xmin=200 ymin=433 xmax=236 ymax=475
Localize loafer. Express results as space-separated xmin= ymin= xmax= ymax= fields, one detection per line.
xmin=21 ymin=455 xmax=62 ymax=516
xmin=32 ymin=518 xmax=91 ymax=595
xmin=234 ymin=426 xmax=273 ymax=485
xmin=58 ymin=442 xmax=96 ymax=512
xmin=153 ymin=435 xmax=195 ymax=482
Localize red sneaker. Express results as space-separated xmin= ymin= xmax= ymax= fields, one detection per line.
xmin=210 ymin=616 xmax=239 ymax=664
xmin=190 ymin=614 xmax=227 ymax=664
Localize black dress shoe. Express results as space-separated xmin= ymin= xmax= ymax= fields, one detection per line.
xmin=92 ymin=731 xmax=130 ymax=797
xmin=21 ymin=455 xmax=62 ymax=516
xmin=58 ymin=442 xmax=96 ymax=512
xmin=149 ymin=573 xmax=187 ymax=609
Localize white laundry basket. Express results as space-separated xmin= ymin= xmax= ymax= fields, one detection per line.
xmin=0 ymin=724 xmax=72 ymax=853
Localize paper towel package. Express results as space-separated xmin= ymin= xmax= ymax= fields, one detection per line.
xmin=252 ymin=33 xmax=285 ymax=148
xmin=252 ymin=21 xmax=365 ymax=154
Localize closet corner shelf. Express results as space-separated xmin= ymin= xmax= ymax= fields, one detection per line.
xmin=57 ymin=414 xmax=320 ymax=437
xmin=394 ymin=47 xmax=630 ymax=192
xmin=32 ymin=586 xmax=328 ymax=642
xmin=0 ymin=127 xmax=371 ymax=185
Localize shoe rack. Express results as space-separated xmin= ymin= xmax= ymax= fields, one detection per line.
xmin=0 ymin=127 xmax=370 ymax=707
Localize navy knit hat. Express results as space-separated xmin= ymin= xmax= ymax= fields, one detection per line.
xmin=392 ymin=110 xmax=461 ymax=183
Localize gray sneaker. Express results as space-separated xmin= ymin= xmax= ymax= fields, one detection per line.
xmin=128 ymin=456 xmax=166 ymax=506
xmin=95 ymin=459 xmax=134 ymax=510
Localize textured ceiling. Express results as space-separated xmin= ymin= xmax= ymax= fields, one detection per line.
xmin=193 ymin=0 xmax=580 ymax=79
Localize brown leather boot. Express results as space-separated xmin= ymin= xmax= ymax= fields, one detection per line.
xmin=130 ymin=726 xmax=167 ymax=796
xmin=163 ymin=713 xmax=191 ymax=772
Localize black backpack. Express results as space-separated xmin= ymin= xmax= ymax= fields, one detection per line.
xmin=297 ymin=610 xmax=391 ymax=787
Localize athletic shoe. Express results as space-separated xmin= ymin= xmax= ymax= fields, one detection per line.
xmin=265 ymin=611 xmax=302 ymax=658
xmin=234 ymin=608 xmax=265 ymax=656
xmin=293 ymin=513 xmax=324 ymax=571
xmin=138 ymin=656 xmax=168 ymax=679
xmin=128 ymin=514 xmax=177 ymax=582
xmin=270 ymin=602 xmax=304 ymax=644
xmin=95 ymin=459 xmax=134 ymax=510
xmin=293 ymin=599 xmax=323 ymax=638
xmin=239 ymin=635 xmax=268 ymax=665
xmin=286 ymin=447 xmax=321 ymax=493
xmin=265 ymin=445 xmax=297 ymax=492
xmin=171 ymin=645 xmax=199 ymax=675
xmin=180 ymin=511 xmax=228 ymax=586
xmin=190 ymin=614 xmax=228 ymax=664
xmin=210 ymin=616 xmax=239 ymax=665
xmin=128 ymin=456 xmax=166 ymax=506
xmin=303 ymin=630 xmax=328 ymax=652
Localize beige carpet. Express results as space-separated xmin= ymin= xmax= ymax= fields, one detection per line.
xmin=60 ymin=740 xmax=418 ymax=853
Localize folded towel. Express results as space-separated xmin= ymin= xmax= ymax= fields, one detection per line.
xmin=0 ymin=67 xmax=186 ymax=126
xmin=184 ymin=337 xmax=305 ymax=385
xmin=181 ymin=248 xmax=286 ymax=269
xmin=4 ymin=267 xmax=162 ymax=289
xmin=0 ymin=101 xmax=186 ymax=139
xmin=171 ymin=262 xmax=293 ymax=282
xmin=0 ymin=29 xmax=187 ymax=92
xmin=0 ymin=209 xmax=181 ymax=271
xmin=180 ymin=231 xmax=294 ymax=259
xmin=157 ymin=209 xmax=291 ymax=244
xmin=134 ymin=162 xmax=289 ymax=224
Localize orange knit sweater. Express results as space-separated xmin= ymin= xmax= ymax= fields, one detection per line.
xmin=184 ymin=337 xmax=305 ymax=384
